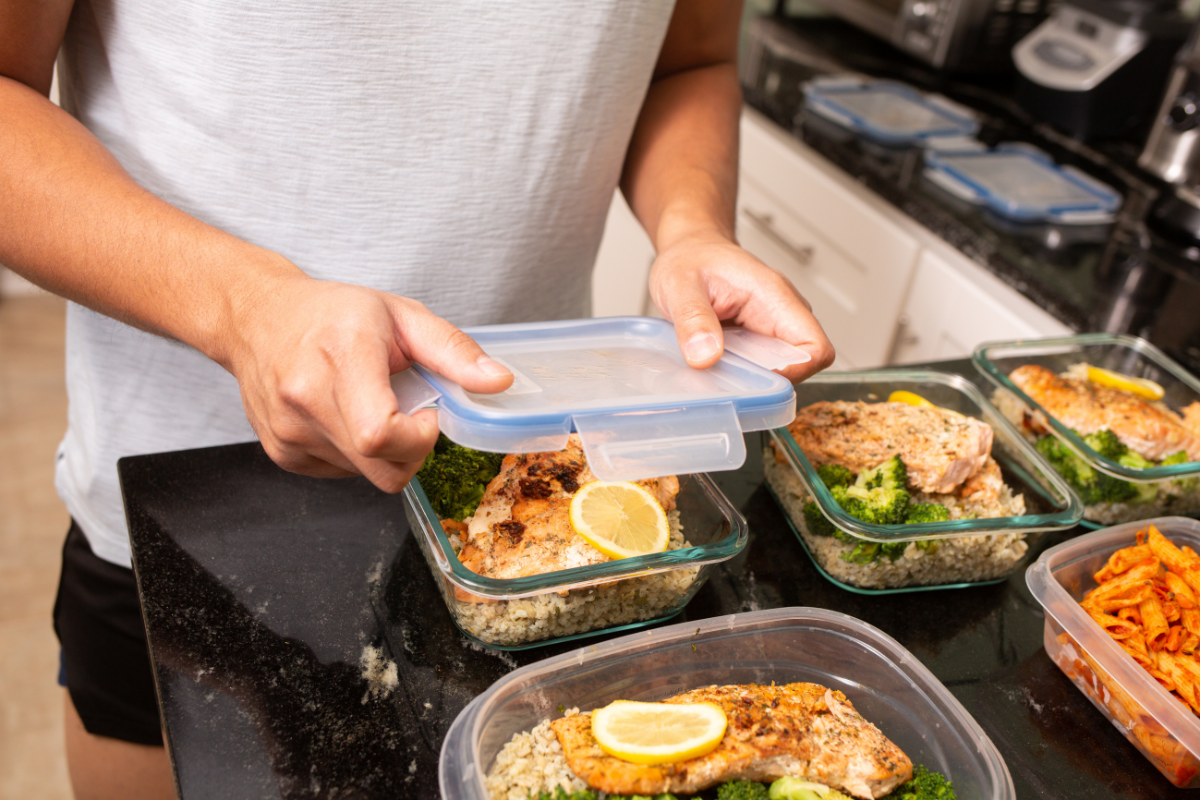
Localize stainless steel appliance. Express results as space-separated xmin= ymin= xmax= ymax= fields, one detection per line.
xmin=1143 ymin=23 xmax=1200 ymax=246
xmin=799 ymin=0 xmax=1050 ymax=72
xmin=1013 ymin=0 xmax=1190 ymax=140
xmin=1140 ymin=23 xmax=1200 ymax=185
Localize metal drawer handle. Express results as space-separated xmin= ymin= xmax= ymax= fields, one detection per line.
xmin=741 ymin=207 xmax=815 ymax=266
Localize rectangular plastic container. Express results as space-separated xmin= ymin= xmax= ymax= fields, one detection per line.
xmin=974 ymin=333 xmax=1200 ymax=527
xmin=764 ymin=370 xmax=1082 ymax=593
xmin=439 ymin=607 xmax=1015 ymax=800
xmin=1026 ymin=517 xmax=1200 ymax=787
xmin=402 ymin=472 xmax=746 ymax=650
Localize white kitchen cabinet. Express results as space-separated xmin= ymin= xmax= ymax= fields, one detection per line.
xmin=738 ymin=109 xmax=921 ymax=369
xmin=591 ymin=193 xmax=656 ymax=318
xmin=889 ymin=247 xmax=1073 ymax=365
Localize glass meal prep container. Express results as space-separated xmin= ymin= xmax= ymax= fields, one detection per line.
xmin=974 ymin=333 xmax=1200 ymax=528
xmin=402 ymin=472 xmax=747 ymax=650
xmin=439 ymin=607 xmax=1015 ymax=800
xmin=764 ymin=370 xmax=1082 ymax=594
xmin=1026 ymin=517 xmax=1200 ymax=788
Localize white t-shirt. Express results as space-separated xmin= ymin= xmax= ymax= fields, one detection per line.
xmin=54 ymin=0 xmax=676 ymax=567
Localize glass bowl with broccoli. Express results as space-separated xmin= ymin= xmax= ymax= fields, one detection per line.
xmin=763 ymin=370 xmax=1082 ymax=593
xmin=403 ymin=436 xmax=747 ymax=650
xmin=974 ymin=333 xmax=1200 ymax=527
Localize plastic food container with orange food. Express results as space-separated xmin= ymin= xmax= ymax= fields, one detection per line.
xmin=1026 ymin=517 xmax=1200 ymax=787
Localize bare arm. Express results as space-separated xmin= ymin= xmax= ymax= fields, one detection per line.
xmin=622 ymin=0 xmax=835 ymax=381
xmin=0 ymin=1 xmax=511 ymax=491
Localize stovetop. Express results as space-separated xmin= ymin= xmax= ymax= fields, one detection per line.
xmin=741 ymin=13 xmax=1200 ymax=372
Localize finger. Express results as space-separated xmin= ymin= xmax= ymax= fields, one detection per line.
xmin=393 ymin=300 xmax=514 ymax=394
xmin=730 ymin=274 xmax=835 ymax=382
xmin=349 ymin=408 xmax=442 ymax=493
xmin=662 ymin=278 xmax=726 ymax=370
xmin=335 ymin=344 xmax=442 ymax=463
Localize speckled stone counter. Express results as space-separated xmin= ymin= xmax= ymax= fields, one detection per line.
xmin=122 ymin=360 xmax=1177 ymax=800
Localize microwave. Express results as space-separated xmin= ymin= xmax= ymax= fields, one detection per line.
xmin=799 ymin=0 xmax=1052 ymax=72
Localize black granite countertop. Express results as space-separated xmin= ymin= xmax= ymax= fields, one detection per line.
xmin=740 ymin=14 xmax=1200 ymax=375
xmin=122 ymin=359 xmax=1182 ymax=800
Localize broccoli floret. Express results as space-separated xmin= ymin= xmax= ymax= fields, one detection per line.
xmin=842 ymin=542 xmax=881 ymax=564
xmin=905 ymin=503 xmax=951 ymax=524
xmin=768 ymin=777 xmax=854 ymax=800
xmin=841 ymin=455 xmax=911 ymax=525
xmin=415 ymin=434 xmax=505 ymax=521
xmin=1164 ymin=451 xmax=1192 ymax=467
xmin=1117 ymin=451 xmax=1160 ymax=503
xmin=802 ymin=501 xmax=837 ymax=538
xmin=716 ymin=780 xmax=771 ymax=800
xmin=1036 ymin=433 xmax=1139 ymax=505
xmin=1083 ymin=429 xmax=1127 ymax=460
xmin=860 ymin=454 xmax=909 ymax=491
xmin=1163 ymin=451 xmax=1199 ymax=490
xmin=816 ymin=463 xmax=854 ymax=488
xmin=889 ymin=765 xmax=957 ymax=800
xmin=879 ymin=541 xmax=910 ymax=561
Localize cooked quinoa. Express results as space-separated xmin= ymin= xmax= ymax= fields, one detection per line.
xmin=764 ymin=448 xmax=1028 ymax=589
xmin=484 ymin=709 xmax=605 ymax=800
xmin=416 ymin=512 xmax=699 ymax=647
xmin=991 ymin=385 xmax=1200 ymax=525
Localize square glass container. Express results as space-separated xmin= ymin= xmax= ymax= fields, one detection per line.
xmin=764 ymin=370 xmax=1082 ymax=593
xmin=1026 ymin=517 xmax=1200 ymax=787
xmin=439 ymin=607 xmax=1015 ymax=800
xmin=402 ymin=472 xmax=746 ymax=650
xmin=974 ymin=333 xmax=1200 ymax=525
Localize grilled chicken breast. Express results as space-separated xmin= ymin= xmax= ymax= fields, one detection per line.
xmin=1010 ymin=365 xmax=1200 ymax=461
xmin=786 ymin=401 xmax=993 ymax=493
xmin=550 ymin=683 xmax=912 ymax=799
xmin=453 ymin=435 xmax=679 ymax=598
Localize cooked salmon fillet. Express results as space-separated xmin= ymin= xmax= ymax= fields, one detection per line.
xmin=1009 ymin=365 xmax=1200 ymax=461
xmin=453 ymin=435 xmax=679 ymax=598
xmin=550 ymin=682 xmax=912 ymax=799
xmin=786 ymin=401 xmax=993 ymax=493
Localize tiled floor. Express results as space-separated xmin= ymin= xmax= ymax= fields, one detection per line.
xmin=0 ymin=294 xmax=74 ymax=799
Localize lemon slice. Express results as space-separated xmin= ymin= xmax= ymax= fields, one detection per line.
xmin=888 ymin=390 xmax=934 ymax=407
xmin=569 ymin=480 xmax=669 ymax=559
xmin=591 ymin=700 xmax=727 ymax=764
xmin=1086 ymin=366 xmax=1165 ymax=401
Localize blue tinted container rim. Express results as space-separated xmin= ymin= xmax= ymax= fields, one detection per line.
xmin=776 ymin=370 xmax=1083 ymax=542
xmin=439 ymin=607 xmax=1015 ymax=800
xmin=924 ymin=147 xmax=1121 ymax=223
xmin=803 ymin=80 xmax=979 ymax=144
xmin=972 ymin=333 xmax=1200 ymax=482
xmin=403 ymin=472 xmax=747 ymax=598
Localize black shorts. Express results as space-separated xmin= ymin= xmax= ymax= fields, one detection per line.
xmin=53 ymin=520 xmax=164 ymax=747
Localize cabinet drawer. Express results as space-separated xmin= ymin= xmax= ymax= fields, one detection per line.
xmin=889 ymin=249 xmax=1073 ymax=364
xmin=741 ymin=111 xmax=919 ymax=280
xmin=737 ymin=177 xmax=916 ymax=369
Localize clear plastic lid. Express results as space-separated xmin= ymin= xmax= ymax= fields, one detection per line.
xmin=392 ymin=317 xmax=800 ymax=481
xmin=973 ymin=333 xmax=1200 ymax=483
xmin=773 ymin=370 xmax=1083 ymax=543
xmin=439 ymin=607 xmax=1015 ymax=800
xmin=803 ymin=77 xmax=979 ymax=145
xmin=924 ymin=144 xmax=1122 ymax=224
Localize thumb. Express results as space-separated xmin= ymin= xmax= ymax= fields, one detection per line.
xmin=666 ymin=287 xmax=725 ymax=370
xmin=394 ymin=301 xmax=514 ymax=394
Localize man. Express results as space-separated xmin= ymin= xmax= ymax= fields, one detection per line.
xmin=0 ymin=1 xmax=834 ymax=797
